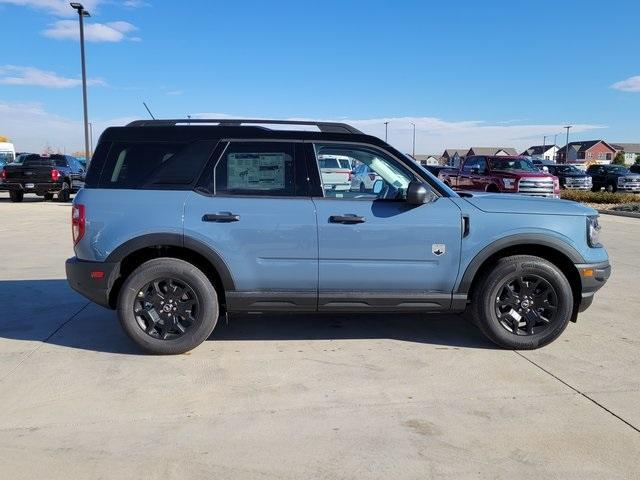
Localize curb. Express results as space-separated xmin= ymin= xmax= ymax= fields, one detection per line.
xmin=597 ymin=209 xmax=640 ymax=219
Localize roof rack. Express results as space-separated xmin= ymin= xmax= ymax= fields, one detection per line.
xmin=125 ymin=118 xmax=363 ymax=134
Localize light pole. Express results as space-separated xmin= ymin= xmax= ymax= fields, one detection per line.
xmin=384 ymin=121 xmax=389 ymax=142
xmin=88 ymin=121 xmax=93 ymax=158
xmin=410 ymin=122 xmax=416 ymax=158
xmin=542 ymin=135 xmax=548 ymax=161
xmin=563 ymin=126 xmax=572 ymax=164
xmin=70 ymin=2 xmax=91 ymax=163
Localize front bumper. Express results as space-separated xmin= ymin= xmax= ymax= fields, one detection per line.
xmin=66 ymin=257 xmax=120 ymax=309
xmin=575 ymin=261 xmax=611 ymax=312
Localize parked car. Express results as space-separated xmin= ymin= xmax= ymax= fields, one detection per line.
xmin=547 ymin=165 xmax=592 ymax=190
xmin=351 ymin=163 xmax=382 ymax=192
xmin=587 ymin=164 xmax=640 ymax=193
xmin=531 ymin=158 xmax=556 ymax=172
xmin=439 ymin=155 xmax=560 ymax=197
xmin=422 ymin=165 xmax=454 ymax=177
xmin=317 ymin=154 xmax=352 ymax=191
xmin=0 ymin=154 xmax=86 ymax=202
xmin=66 ymin=118 xmax=609 ymax=354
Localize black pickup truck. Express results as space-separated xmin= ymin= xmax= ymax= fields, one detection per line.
xmin=587 ymin=164 xmax=640 ymax=193
xmin=0 ymin=154 xmax=85 ymax=202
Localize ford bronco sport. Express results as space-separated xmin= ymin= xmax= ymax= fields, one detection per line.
xmin=66 ymin=119 xmax=610 ymax=354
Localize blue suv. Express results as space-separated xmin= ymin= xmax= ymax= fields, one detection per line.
xmin=66 ymin=119 xmax=610 ymax=354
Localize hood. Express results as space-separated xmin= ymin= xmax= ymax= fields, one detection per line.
xmin=462 ymin=192 xmax=596 ymax=216
xmin=491 ymin=170 xmax=554 ymax=179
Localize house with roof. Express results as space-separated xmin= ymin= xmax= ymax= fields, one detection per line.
xmin=412 ymin=154 xmax=442 ymax=166
xmin=556 ymin=140 xmax=616 ymax=164
xmin=466 ymin=147 xmax=519 ymax=157
xmin=442 ymin=149 xmax=467 ymax=167
xmin=521 ymin=145 xmax=560 ymax=161
xmin=610 ymin=143 xmax=640 ymax=165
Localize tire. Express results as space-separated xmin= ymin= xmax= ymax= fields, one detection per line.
xmin=9 ymin=190 xmax=24 ymax=203
xmin=43 ymin=193 xmax=54 ymax=201
xmin=469 ymin=255 xmax=573 ymax=349
xmin=591 ymin=185 xmax=600 ymax=192
xmin=359 ymin=182 xmax=366 ymax=193
xmin=486 ymin=185 xmax=500 ymax=193
xmin=605 ymin=182 xmax=616 ymax=193
xmin=117 ymin=258 xmax=219 ymax=355
xmin=57 ymin=181 xmax=71 ymax=202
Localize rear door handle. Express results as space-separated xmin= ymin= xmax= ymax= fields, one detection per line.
xmin=329 ymin=214 xmax=365 ymax=224
xmin=202 ymin=213 xmax=240 ymax=223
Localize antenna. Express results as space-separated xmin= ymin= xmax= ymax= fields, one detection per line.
xmin=143 ymin=102 xmax=156 ymax=119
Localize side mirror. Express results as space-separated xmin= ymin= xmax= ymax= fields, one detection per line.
xmin=406 ymin=180 xmax=430 ymax=205
xmin=372 ymin=179 xmax=384 ymax=194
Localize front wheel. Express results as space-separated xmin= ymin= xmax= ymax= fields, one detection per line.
xmin=605 ymin=183 xmax=617 ymax=193
xmin=117 ymin=258 xmax=219 ymax=354
xmin=469 ymin=255 xmax=573 ymax=349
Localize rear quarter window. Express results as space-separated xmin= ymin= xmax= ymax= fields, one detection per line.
xmin=96 ymin=141 xmax=217 ymax=189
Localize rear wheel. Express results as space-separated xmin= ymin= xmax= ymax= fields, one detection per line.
xmin=469 ymin=255 xmax=573 ymax=349
xmin=43 ymin=193 xmax=54 ymax=201
xmin=359 ymin=182 xmax=366 ymax=193
xmin=57 ymin=181 xmax=71 ymax=202
xmin=117 ymin=258 xmax=219 ymax=354
xmin=9 ymin=190 xmax=23 ymax=203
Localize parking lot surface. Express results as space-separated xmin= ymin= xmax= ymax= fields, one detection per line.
xmin=0 ymin=193 xmax=638 ymax=479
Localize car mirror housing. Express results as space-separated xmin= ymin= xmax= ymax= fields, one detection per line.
xmin=406 ymin=180 xmax=430 ymax=205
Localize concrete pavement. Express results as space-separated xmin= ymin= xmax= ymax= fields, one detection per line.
xmin=0 ymin=193 xmax=638 ymax=479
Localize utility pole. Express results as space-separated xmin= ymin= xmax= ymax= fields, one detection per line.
xmin=563 ymin=126 xmax=572 ymax=164
xmin=88 ymin=122 xmax=93 ymax=157
xmin=70 ymin=3 xmax=91 ymax=163
xmin=542 ymin=135 xmax=548 ymax=161
xmin=410 ymin=122 xmax=416 ymax=158
xmin=384 ymin=121 xmax=389 ymax=142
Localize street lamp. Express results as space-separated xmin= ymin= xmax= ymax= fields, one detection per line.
xmin=70 ymin=2 xmax=91 ymax=163
xmin=564 ymin=125 xmax=572 ymax=163
xmin=384 ymin=121 xmax=389 ymax=142
xmin=542 ymin=135 xmax=549 ymax=161
xmin=410 ymin=122 xmax=416 ymax=158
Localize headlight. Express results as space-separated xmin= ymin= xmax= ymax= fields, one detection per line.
xmin=587 ymin=216 xmax=601 ymax=247
xmin=502 ymin=178 xmax=516 ymax=189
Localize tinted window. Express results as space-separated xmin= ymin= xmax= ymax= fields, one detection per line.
xmin=463 ymin=158 xmax=478 ymax=171
xmin=319 ymin=157 xmax=341 ymax=169
xmin=214 ymin=142 xmax=297 ymax=196
xmin=23 ymin=155 xmax=54 ymax=167
xmin=55 ymin=157 xmax=68 ymax=167
xmin=98 ymin=141 xmax=215 ymax=189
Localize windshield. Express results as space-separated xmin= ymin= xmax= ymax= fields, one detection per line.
xmin=555 ymin=165 xmax=582 ymax=174
xmin=489 ymin=158 xmax=538 ymax=172
xmin=606 ymin=165 xmax=630 ymax=173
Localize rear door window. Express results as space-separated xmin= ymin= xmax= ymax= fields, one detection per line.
xmin=98 ymin=141 xmax=216 ymax=189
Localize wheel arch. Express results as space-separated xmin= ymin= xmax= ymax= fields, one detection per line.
xmin=105 ymin=233 xmax=235 ymax=309
xmin=457 ymin=235 xmax=584 ymax=318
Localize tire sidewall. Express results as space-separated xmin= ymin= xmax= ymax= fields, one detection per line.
xmin=477 ymin=257 xmax=573 ymax=349
xmin=118 ymin=258 xmax=219 ymax=354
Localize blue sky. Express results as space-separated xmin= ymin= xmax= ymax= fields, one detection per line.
xmin=1 ymin=0 xmax=639 ymax=154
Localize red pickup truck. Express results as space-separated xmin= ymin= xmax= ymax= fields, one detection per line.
xmin=439 ymin=155 xmax=560 ymax=197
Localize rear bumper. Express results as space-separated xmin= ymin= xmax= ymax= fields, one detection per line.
xmin=66 ymin=257 xmax=120 ymax=309
xmin=575 ymin=261 xmax=611 ymax=312
xmin=0 ymin=182 xmax=63 ymax=193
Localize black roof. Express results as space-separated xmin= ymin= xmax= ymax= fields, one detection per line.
xmin=102 ymin=119 xmax=384 ymax=148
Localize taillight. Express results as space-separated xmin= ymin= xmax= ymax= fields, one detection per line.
xmin=553 ymin=177 xmax=560 ymax=193
xmin=348 ymin=171 xmax=353 ymax=181
xmin=0 ymin=169 xmax=6 ymax=181
xmin=72 ymin=204 xmax=85 ymax=246
xmin=51 ymin=169 xmax=61 ymax=182
xmin=368 ymin=173 xmax=376 ymax=181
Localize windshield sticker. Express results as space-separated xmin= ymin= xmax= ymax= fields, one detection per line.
xmin=227 ymin=153 xmax=286 ymax=190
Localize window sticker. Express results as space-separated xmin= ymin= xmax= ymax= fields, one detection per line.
xmin=227 ymin=153 xmax=287 ymax=190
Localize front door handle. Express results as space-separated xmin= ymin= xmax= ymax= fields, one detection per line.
xmin=202 ymin=213 xmax=240 ymax=223
xmin=329 ymin=214 xmax=366 ymax=224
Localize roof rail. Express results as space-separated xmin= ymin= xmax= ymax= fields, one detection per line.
xmin=125 ymin=118 xmax=363 ymax=134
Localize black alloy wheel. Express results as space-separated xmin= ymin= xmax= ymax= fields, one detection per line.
xmin=494 ymin=274 xmax=558 ymax=336
xmin=134 ymin=278 xmax=199 ymax=340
